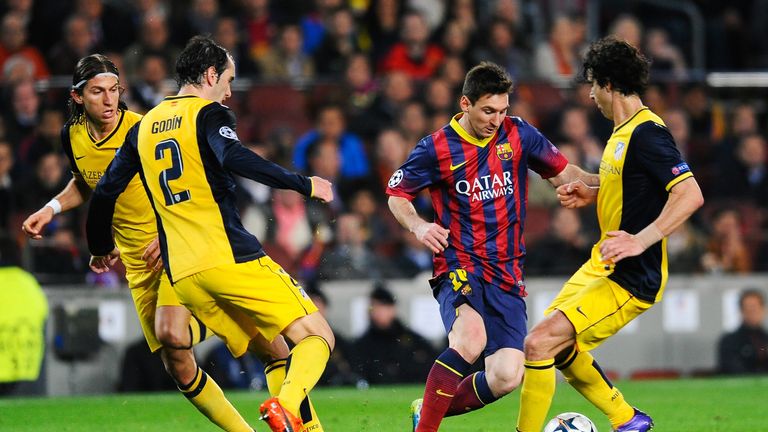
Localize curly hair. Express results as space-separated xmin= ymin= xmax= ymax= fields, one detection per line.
xmin=581 ymin=36 xmax=650 ymax=96
xmin=175 ymin=35 xmax=231 ymax=88
xmin=462 ymin=61 xmax=514 ymax=103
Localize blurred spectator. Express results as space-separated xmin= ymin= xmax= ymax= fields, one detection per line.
xmin=306 ymin=286 xmax=360 ymax=386
xmin=343 ymin=53 xmax=378 ymax=115
xmin=373 ymin=128 xmax=410 ymax=192
xmin=608 ymin=14 xmax=643 ymax=49
xmin=715 ymin=134 xmax=768 ymax=207
xmin=348 ymin=187 xmax=399 ymax=255
xmin=294 ymin=103 xmax=370 ymax=180
xmin=487 ymin=0 xmax=532 ymax=52
xmin=130 ymin=54 xmax=172 ymax=113
xmin=355 ymin=70 xmax=414 ymax=139
xmin=266 ymin=189 xmax=313 ymax=275
xmin=305 ymin=138 xmax=344 ymax=228
xmin=0 ymin=235 xmax=48 ymax=396
xmin=202 ymin=342 xmax=267 ymax=391
xmin=258 ymin=24 xmax=315 ymax=87
xmin=558 ymin=105 xmax=602 ymax=172
xmin=47 ymin=14 xmax=96 ymax=76
xmin=241 ymin=0 xmax=277 ymax=62
xmin=122 ymin=13 xmax=179 ymax=80
xmin=644 ymin=27 xmax=687 ymax=81
xmin=533 ymin=15 xmax=581 ymax=86
xmin=173 ymin=0 xmax=220 ymax=46
xmin=313 ymin=7 xmax=364 ymax=78
xmin=318 ymin=213 xmax=383 ymax=280
xmin=682 ymin=83 xmax=726 ymax=145
xmin=0 ymin=12 xmax=49 ymax=82
xmin=525 ymin=207 xmax=592 ymax=276
xmin=213 ymin=16 xmax=260 ymax=78
xmin=439 ymin=20 xmax=471 ymax=68
xmin=666 ymin=220 xmax=708 ymax=274
xmin=3 ymin=79 xmax=39 ymax=151
xmin=385 ymin=228 xmax=433 ymax=278
xmin=74 ymin=0 xmax=135 ymax=53
xmin=378 ymin=10 xmax=444 ymax=80
xmin=365 ymin=0 xmax=404 ymax=64
xmin=701 ymin=208 xmax=752 ymax=274
xmin=16 ymin=108 xmax=64 ymax=171
xmin=15 ymin=152 xmax=67 ymax=212
xmin=717 ymin=289 xmax=768 ymax=374
xmin=0 ymin=140 xmax=15 ymax=233
xmin=298 ymin=0 xmax=343 ymax=56
xmin=118 ymin=338 xmax=177 ymax=392
xmin=352 ymin=284 xmax=436 ymax=384
xmin=397 ymin=100 xmax=429 ymax=145
xmin=438 ymin=54 xmax=468 ymax=94
xmin=473 ymin=18 xmax=531 ymax=81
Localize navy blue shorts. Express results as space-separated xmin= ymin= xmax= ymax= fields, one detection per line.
xmin=431 ymin=270 xmax=527 ymax=356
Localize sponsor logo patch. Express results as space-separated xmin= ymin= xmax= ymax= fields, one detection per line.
xmin=671 ymin=162 xmax=690 ymax=175
xmin=219 ymin=126 xmax=238 ymax=140
xmin=388 ymin=169 xmax=404 ymax=188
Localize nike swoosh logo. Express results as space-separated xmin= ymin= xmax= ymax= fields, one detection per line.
xmin=436 ymin=389 xmax=454 ymax=397
xmin=576 ymin=306 xmax=588 ymax=318
xmin=75 ymin=155 xmax=86 ymax=160
xmin=449 ymin=161 xmax=467 ymax=171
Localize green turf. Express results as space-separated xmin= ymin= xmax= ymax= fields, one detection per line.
xmin=1 ymin=377 xmax=766 ymax=431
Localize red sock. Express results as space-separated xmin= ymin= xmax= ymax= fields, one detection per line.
xmin=417 ymin=348 xmax=471 ymax=432
xmin=446 ymin=371 xmax=498 ymax=416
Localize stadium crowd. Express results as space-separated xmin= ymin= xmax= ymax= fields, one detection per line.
xmin=1 ymin=0 xmax=767 ymax=288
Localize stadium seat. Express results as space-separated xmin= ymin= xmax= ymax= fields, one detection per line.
xmin=629 ymin=368 xmax=682 ymax=380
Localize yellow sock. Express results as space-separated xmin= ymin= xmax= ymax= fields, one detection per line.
xmin=179 ymin=367 xmax=252 ymax=432
xmin=558 ymin=350 xmax=634 ymax=428
xmin=265 ymin=358 xmax=288 ymax=396
xmin=279 ymin=336 xmax=330 ymax=416
xmin=188 ymin=316 xmax=213 ymax=346
xmin=516 ymin=359 xmax=556 ymax=432
xmin=266 ymin=357 xmax=324 ymax=432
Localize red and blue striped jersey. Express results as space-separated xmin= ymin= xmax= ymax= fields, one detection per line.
xmin=386 ymin=114 xmax=568 ymax=295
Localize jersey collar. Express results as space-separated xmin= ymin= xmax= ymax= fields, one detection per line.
xmin=449 ymin=113 xmax=496 ymax=148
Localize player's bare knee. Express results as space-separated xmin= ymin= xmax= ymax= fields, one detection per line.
xmin=523 ymin=330 xmax=549 ymax=360
xmin=156 ymin=324 xmax=190 ymax=349
xmin=160 ymin=347 xmax=196 ymax=383
xmin=488 ymin=364 xmax=523 ymax=395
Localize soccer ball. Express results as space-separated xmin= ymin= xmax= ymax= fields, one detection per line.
xmin=543 ymin=412 xmax=598 ymax=432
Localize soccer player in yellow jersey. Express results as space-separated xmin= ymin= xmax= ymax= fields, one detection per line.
xmin=86 ymin=36 xmax=335 ymax=432
xmin=23 ymin=54 xmax=323 ymax=432
xmin=516 ymin=37 xmax=704 ymax=432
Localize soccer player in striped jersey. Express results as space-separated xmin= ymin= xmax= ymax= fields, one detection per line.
xmin=387 ymin=62 xmax=591 ymax=432
xmin=86 ymin=36 xmax=334 ymax=432
xmin=23 ymin=54 xmax=323 ymax=432
xmin=516 ymin=37 xmax=704 ymax=432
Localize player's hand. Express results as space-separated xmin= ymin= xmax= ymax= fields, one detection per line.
xmin=556 ymin=180 xmax=597 ymax=208
xmin=141 ymin=238 xmax=163 ymax=272
xmin=412 ymin=222 xmax=449 ymax=254
xmin=599 ymin=230 xmax=644 ymax=263
xmin=21 ymin=207 xmax=55 ymax=240
xmin=89 ymin=248 xmax=121 ymax=273
xmin=309 ymin=176 xmax=334 ymax=203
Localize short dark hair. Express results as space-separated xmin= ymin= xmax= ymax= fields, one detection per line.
xmin=67 ymin=54 xmax=126 ymax=125
xmin=581 ymin=36 xmax=650 ymax=96
xmin=175 ymin=35 xmax=231 ymax=88
xmin=740 ymin=288 xmax=766 ymax=309
xmin=461 ymin=62 xmax=514 ymax=104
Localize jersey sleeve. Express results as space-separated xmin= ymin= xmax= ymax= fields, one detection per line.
xmin=631 ymin=121 xmax=693 ymax=191
xmin=201 ymin=104 xmax=312 ymax=196
xmin=87 ymin=123 xmax=141 ymax=256
xmin=385 ymin=137 xmax=436 ymax=201
xmin=517 ymin=118 xmax=568 ymax=178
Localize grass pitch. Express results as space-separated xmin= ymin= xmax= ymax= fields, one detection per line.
xmin=1 ymin=377 xmax=766 ymax=431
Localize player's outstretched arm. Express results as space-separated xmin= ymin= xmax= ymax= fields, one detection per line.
xmin=22 ymin=177 xmax=91 ymax=239
xmin=388 ymin=196 xmax=449 ymax=254
xmin=309 ymin=176 xmax=334 ymax=203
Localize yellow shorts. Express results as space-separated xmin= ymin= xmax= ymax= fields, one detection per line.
xmin=126 ymin=269 xmax=257 ymax=354
xmin=173 ymin=256 xmax=317 ymax=357
xmin=546 ymin=265 xmax=653 ymax=352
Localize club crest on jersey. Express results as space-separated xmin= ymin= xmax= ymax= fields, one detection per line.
xmin=219 ymin=126 xmax=238 ymax=140
xmin=496 ymin=142 xmax=514 ymax=161
xmin=388 ymin=169 xmax=404 ymax=187
xmin=614 ymin=141 xmax=626 ymax=160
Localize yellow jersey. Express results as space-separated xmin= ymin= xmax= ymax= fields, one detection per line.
xmin=62 ymin=110 xmax=155 ymax=273
xmin=87 ymin=95 xmax=312 ymax=283
xmin=589 ymin=107 xmax=694 ymax=302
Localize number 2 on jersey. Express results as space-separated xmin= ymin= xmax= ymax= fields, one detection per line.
xmin=155 ymin=139 xmax=191 ymax=206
